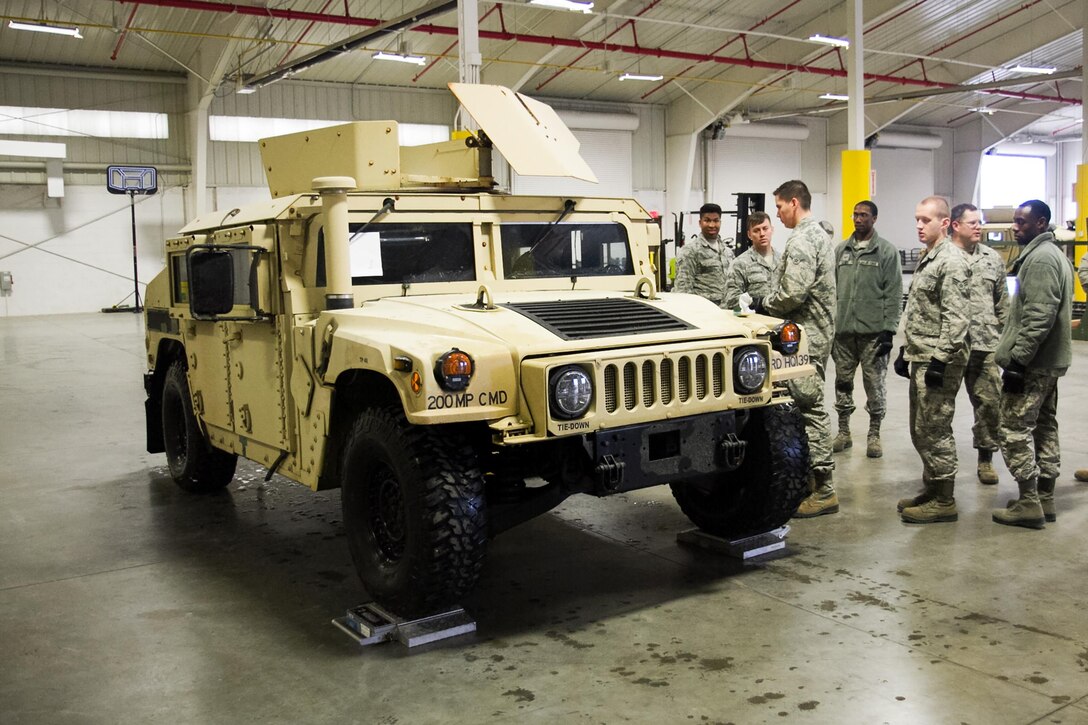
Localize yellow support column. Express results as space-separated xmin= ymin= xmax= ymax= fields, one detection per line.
xmin=841 ymin=150 xmax=871 ymax=239
xmin=1075 ymin=164 xmax=1087 ymax=303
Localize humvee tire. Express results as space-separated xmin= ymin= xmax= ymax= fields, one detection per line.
xmin=161 ymin=362 xmax=238 ymax=493
xmin=340 ymin=406 xmax=488 ymax=617
xmin=670 ymin=403 xmax=809 ymax=539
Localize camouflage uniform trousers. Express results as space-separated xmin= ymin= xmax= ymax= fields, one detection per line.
xmin=787 ymin=355 xmax=833 ymax=475
xmin=999 ymin=370 xmax=1060 ymax=484
xmin=908 ymin=360 xmax=966 ymax=483
xmin=831 ymin=332 xmax=889 ymax=422
xmin=963 ymin=349 xmax=1002 ymax=452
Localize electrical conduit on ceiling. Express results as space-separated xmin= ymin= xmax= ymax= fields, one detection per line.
xmin=119 ymin=0 xmax=1081 ymax=106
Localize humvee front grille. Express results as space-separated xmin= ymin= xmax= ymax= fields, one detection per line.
xmin=603 ymin=351 xmax=727 ymax=414
xmin=503 ymin=298 xmax=694 ymax=340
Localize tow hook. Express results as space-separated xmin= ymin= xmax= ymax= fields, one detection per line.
xmin=596 ymin=454 xmax=625 ymax=493
xmin=719 ymin=433 xmax=747 ymax=471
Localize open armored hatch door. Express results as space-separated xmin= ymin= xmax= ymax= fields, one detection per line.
xmin=449 ymin=83 xmax=598 ymax=183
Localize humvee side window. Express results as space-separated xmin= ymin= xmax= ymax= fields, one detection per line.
xmin=502 ymin=222 xmax=633 ymax=279
xmin=170 ymin=253 xmax=189 ymax=304
xmin=315 ymin=223 xmax=475 ymax=286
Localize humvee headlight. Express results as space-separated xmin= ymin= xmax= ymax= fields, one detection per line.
xmin=434 ymin=349 xmax=474 ymax=391
xmin=733 ymin=348 xmax=767 ymax=394
xmin=550 ymin=365 xmax=593 ymax=420
xmin=771 ymin=321 xmax=801 ymax=356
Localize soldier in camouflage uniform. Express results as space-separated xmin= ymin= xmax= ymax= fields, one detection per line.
xmin=993 ymin=200 xmax=1073 ymax=529
xmin=753 ymin=180 xmax=837 ymax=518
xmin=674 ymin=203 xmax=734 ymax=307
xmin=723 ymin=211 xmax=779 ymax=310
xmin=831 ymin=201 xmax=902 ymax=459
xmin=894 ymin=196 xmax=970 ymax=524
xmin=949 ymin=203 xmax=1009 ymax=485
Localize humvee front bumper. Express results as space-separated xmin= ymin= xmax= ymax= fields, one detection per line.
xmin=575 ymin=409 xmax=748 ymax=495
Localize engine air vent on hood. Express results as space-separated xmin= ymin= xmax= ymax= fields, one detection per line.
xmin=502 ymin=298 xmax=695 ymax=340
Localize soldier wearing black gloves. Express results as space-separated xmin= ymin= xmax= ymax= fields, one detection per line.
xmin=830 ymin=201 xmax=903 ymax=458
xmin=992 ymin=200 xmax=1073 ymax=529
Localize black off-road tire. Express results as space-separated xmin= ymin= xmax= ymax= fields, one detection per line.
xmin=161 ymin=361 xmax=237 ymax=493
xmin=670 ymin=403 xmax=809 ymax=538
xmin=340 ymin=406 xmax=488 ymax=618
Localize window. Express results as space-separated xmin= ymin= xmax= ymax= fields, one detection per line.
xmin=979 ymin=154 xmax=1046 ymax=209
xmin=170 ymin=254 xmax=189 ymax=304
xmin=316 ymin=223 xmax=475 ymax=286
xmin=501 ymin=223 xmax=633 ymax=279
xmin=0 ymin=106 xmax=168 ymax=139
xmin=209 ymin=116 xmax=448 ymax=146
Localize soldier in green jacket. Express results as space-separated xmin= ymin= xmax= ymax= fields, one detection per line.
xmin=949 ymin=203 xmax=1009 ymax=485
xmin=755 ymin=180 xmax=838 ymax=518
xmin=723 ymin=211 xmax=780 ymax=310
xmin=993 ymin=200 xmax=1074 ymax=529
xmin=830 ymin=200 xmax=903 ymax=459
xmin=674 ymin=203 xmax=734 ymax=307
xmin=895 ymin=196 xmax=970 ymax=524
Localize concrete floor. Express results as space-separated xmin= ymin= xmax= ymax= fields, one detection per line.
xmin=2 ymin=312 xmax=1088 ymax=725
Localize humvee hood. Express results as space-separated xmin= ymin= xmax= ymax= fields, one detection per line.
xmin=332 ymin=290 xmax=767 ymax=356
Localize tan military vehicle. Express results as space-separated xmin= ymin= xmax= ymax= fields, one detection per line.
xmin=143 ymin=84 xmax=815 ymax=617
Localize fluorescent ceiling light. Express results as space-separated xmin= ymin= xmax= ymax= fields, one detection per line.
xmin=808 ymin=33 xmax=849 ymax=48
xmin=529 ymin=0 xmax=594 ymax=12
xmin=8 ymin=20 xmax=82 ymax=38
xmin=373 ymin=51 xmax=427 ymax=66
xmin=236 ymin=86 xmax=257 ymax=95
xmin=971 ymin=107 xmax=996 ymax=115
xmin=1009 ymin=64 xmax=1056 ymax=75
xmin=819 ymin=93 xmax=849 ymax=101
xmin=618 ymin=73 xmax=663 ymax=82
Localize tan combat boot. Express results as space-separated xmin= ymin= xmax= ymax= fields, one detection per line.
xmin=897 ymin=478 xmax=934 ymax=512
xmin=993 ymin=478 xmax=1045 ymax=530
xmin=1037 ymin=476 xmax=1056 ymax=522
xmin=866 ymin=419 xmax=882 ymax=459
xmin=901 ymin=480 xmax=958 ymax=523
xmin=976 ymin=449 xmax=999 ymax=485
xmin=832 ymin=420 xmax=852 ymax=453
xmin=793 ymin=469 xmax=839 ymax=518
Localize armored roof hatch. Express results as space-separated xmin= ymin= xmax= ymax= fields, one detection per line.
xmin=449 ymin=83 xmax=598 ymax=183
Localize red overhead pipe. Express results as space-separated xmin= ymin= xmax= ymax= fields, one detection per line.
xmin=278 ymin=0 xmax=337 ymax=66
xmin=411 ymin=5 xmax=499 ymax=83
xmin=111 ymin=5 xmax=139 ymax=61
xmin=117 ymin=0 xmax=1079 ymax=105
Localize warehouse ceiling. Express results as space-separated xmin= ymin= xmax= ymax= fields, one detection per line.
xmin=0 ymin=0 xmax=1083 ymax=139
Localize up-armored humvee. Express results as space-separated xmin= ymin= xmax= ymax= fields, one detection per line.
xmin=143 ymin=83 xmax=813 ymax=617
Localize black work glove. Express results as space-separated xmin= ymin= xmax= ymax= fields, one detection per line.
xmin=893 ymin=346 xmax=909 ymax=378
xmin=924 ymin=358 xmax=946 ymax=389
xmin=874 ymin=330 xmax=894 ymax=360
xmin=749 ymin=296 xmax=765 ymax=315
xmin=1002 ymin=360 xmax=1026 ymax=394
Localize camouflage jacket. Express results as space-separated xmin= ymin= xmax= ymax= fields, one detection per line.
xmin=902 ymin=238 xmax=970 ymax=364
xmin=961 ymin=242 xmax=1009 ymax=353
xmin=764 ymin=216 xmax=836 ymax=362
xmin=996 ymin=232 xmax=1073 ymax=375
xmin=673 ymin=234 xmax=734 ymax=307
xmin=723 ymin=247 xmax=779 ymax=310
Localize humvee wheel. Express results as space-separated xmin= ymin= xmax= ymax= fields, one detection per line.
xmin=340 ymin=406 xmax=488 ymax=617
xmin=161 ymin=362 xmax=237 ymax=493
xmin=670 ymin=403 xmax=809 ymax=539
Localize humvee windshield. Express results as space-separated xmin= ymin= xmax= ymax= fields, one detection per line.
xmin=502 ymin=222 xmax=633 ymax=279
xmin=345 ymin=222 xmax=476 ymax=285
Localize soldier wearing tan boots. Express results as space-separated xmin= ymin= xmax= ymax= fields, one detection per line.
xmin=894 ymin=196 xmax=970 ymax=524
xmin=992 ymin=200 xmax=1073 ymax=529
xmin=948 ymin=204 xmax=1008 ymax=485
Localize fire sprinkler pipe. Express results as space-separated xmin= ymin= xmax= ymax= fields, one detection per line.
xmin=118 ymin=0 xmax=1080 ymax=106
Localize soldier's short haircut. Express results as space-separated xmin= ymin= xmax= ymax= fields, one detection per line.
xmin=773 ymin=180 xmax=811 ymax=210
xmin=920 ymin=195 xmax=950 ymax=219
xmin=746 ymin=211 xmax=771 ymax=230
xmin=699 ymin=203 xmax=722 ymax=218
xmin=950 ymin=203 xmax=978 ymax=223
xmin=856 ymin=200 xmax=878 ymax=217
xmin=1019 ymin=199 xmax=1051 ymax=224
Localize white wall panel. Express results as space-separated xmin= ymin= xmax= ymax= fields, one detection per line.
xmin=0 ymin=184 xmax=185 ymax=317
xmin=872 ymin=148 xmax=936 ymax=252
xmin=511 ymin=129 xmax=633 ymax=199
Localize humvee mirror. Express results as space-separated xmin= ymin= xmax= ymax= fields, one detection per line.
xmin=188 ymin=249 xmax=235 ymax=318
